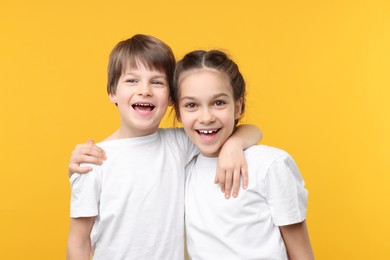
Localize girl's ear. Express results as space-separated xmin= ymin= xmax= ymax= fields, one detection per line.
xmin=109 ymin=93 xmax=117 ymax=104
xmin=234 ymin=97 xmax=244 ymax=120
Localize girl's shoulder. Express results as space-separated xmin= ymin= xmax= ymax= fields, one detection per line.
xmin=245 ymin=145 xmax=290 ymax=164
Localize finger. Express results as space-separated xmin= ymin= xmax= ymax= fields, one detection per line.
xmin=241 ymin=165 xmax=248 ymax=190
xmin=214 ymin=168 xmax=221 ymax=184
xmin=86 ymin=139 xmax=95 ymax=145
xmin=78 ymin=155 xmax=104 ymax=165
xmin=85 ymin=140 xmax=107 ymax=159
xmin=224 ymin=171 xmax=233 ymax=199
xmin=232 ymin=169 xmax=241 ymax=198
xmin=68 ymin=163 xmax=92 ymax=177
xmin=219 ymin=171 xmax=226 ymax=194
xmin=73 ymin=144 xmax=106 ymax=162
xmin=85 ymin=142 xmax=105 ymax=158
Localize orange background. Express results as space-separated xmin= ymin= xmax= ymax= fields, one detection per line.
xmin=1 ymin=0 xmax=389 ymax=259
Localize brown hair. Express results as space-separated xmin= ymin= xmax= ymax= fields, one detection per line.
xmin=107 ymin=34 xmax=176 ymax=95
xmin=173 ymin=50 xmax=246 ymax=124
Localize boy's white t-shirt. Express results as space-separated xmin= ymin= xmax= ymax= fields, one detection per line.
xmin=70 ymin=128 xmax=198 ymax=260
xmin=185 ymin=145 xmax=308 ymax=260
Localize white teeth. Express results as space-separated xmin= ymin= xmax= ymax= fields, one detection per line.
xmin=199 ymin=130 xmax=217 ymax=134
xmin=135 ymin=103 xmax=153 ymax=107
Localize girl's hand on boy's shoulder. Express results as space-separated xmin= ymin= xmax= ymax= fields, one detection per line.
xmin=215 ymin=143 xmax=248 ymax=199
xmin=68 ymin=140 xmax=106 ymax=177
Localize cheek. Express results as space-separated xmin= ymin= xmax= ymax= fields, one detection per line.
xmin=178 ymin=112 xmax=193 ymax=128
xmin=222 ymin=108 xmax=237 ymax=123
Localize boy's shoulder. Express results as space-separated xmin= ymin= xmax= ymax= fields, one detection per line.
xmin=157 ymin=128 xmax=188 ymax=143
xmin=158 ymin=127 xmax=185 ymax=136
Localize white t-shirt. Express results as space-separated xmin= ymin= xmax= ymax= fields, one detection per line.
xmin=185 ymin=145 xmax=308 ymax=260
xmin=70 ymin=128 xmax=198 ymax=260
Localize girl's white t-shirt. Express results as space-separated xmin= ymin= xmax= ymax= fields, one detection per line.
xmin=185 ymin=145 xmax=308 ymax=260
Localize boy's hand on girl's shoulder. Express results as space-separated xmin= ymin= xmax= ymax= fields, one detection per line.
xmin=215 ymin=146 xmax=249 ymax=199
xmin=68 ymin=140 xmax=107 ymax=177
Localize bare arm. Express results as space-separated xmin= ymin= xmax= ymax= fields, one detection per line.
xmin=68 ymin=140 xmax=106 ymax=176
xmin=216 ymin=124 xmax=262 ymax=198
xmin=67 ymin=217 xmax=95 ymax=260
xmin=279 ymin=220 xmax=314 ymax=260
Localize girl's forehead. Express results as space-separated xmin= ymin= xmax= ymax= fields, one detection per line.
xmin=179 ymin=68 xmax=229 ymax=85
xmin=179 ymin=69 xmax=234 ymax=98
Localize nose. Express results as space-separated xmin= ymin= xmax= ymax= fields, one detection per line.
xmin=136 ymin=82 xmax=152 ymax=96
xmin=198 ymin=108 xmax=215 ymax=124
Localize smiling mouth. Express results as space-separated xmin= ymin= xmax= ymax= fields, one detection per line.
xmin=132 ymin=103 xmax=155 ymax=112
xmin=196 ymin=129 xmax=220 ymax=135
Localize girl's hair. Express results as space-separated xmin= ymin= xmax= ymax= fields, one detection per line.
xmin=173 ymin=50 xmax=246 ymax=124
xmin=107 ymin=34 xmax=176 ymax=95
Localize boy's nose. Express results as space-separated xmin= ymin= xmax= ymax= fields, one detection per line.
xmin=137 ymin=83 xmax=152 ymax=96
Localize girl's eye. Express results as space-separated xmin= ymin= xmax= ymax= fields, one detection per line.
xmin=184 ymin=103 xmax=197 ymax=109
xmin=214 ymin=100 xmax=226 ymax=106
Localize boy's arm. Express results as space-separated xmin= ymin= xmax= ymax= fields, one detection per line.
xmin=68 ymin=140 xmax=106 ymax=176
xmin=67 ymin=217 xmax=95 ymax=260
xmin=216 ymin=124 xmax=262 ymax=198
xmin=279 ymin=220 xmax=315 ymax=260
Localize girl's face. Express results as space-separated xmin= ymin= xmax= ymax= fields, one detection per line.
xmin=178 ymin=68 xmax=242 ymax=157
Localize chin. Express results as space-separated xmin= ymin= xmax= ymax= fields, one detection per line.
xmin=199 ymin=147 xmax=220 ymax=157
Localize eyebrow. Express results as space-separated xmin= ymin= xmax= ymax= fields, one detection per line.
xmin=180 ymin=93 xmax=230 ymax=101
xmin=122 ymin=72 xmax=167 ymax=79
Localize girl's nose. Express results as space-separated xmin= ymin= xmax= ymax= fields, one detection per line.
xmin=198 ymin=109 xmax=215 ymax=124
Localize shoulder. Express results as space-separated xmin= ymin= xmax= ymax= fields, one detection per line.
xmin=158 ymin=128 xmax=190 ymax=145
xmin=244 ymin=145 xmax=301 ymax=181
xmin=245 ymin=145 xmax=291 ymax=166
xmin=158 ymin=128 xmax=186 ymax=138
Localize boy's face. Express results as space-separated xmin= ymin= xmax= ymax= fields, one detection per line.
xmin=109 ymin=63 xmax=171 ymax=138
xmin=178 ymin=69 xmax=242 ymax=157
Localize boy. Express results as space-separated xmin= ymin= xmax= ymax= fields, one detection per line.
xmin=66 ymin=34 xmax=261 ymax=260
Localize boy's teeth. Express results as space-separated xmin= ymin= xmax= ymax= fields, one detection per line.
xmin=135 ymin=103 xmax=153 ymax=107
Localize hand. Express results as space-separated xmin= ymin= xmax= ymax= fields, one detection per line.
xmin=215 ymin=142 xmax=248 ymax=199
xmin=68 ymin=140 xmax=106 ymax=177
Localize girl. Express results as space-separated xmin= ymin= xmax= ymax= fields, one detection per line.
xmin=173 ymin=50 xmax=314 ymax=259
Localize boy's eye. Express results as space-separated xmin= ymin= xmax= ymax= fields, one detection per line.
xmin=125 ymin=79 xmax=138 ymax=84
xmin=151 ymin=80 xmax=164 ymax=85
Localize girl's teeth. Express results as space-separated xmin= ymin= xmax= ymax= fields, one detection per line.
xmin=199 ymin=130 xmax=216 ymax=134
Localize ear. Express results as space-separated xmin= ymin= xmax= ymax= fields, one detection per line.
xmin=109 ymin=93 xmax=117 ymax=104
xmin=234 ymin=97 xmax=243 ymax=120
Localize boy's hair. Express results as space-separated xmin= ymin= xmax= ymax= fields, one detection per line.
xmin=173 ymin=50 xmax=246 ymax=124
xmin=107 ymin=34 xmax=176 ymax=95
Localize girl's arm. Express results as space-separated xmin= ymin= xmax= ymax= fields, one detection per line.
xmin=67 ymin=217 xmax=95 ymax=260
xmin=279 ymin=220 xmax=315 ymax=260
xmin=216 ymin=124 xmax=262 ymax=199
xmin=68 ymin=140 xmax=106 ymax=176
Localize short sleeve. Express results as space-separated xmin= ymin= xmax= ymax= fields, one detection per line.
xmin=170 ymin=128 xmax=200 ymax=165
xmin=265 ymin=155 xmax=308 ymax=226
xmin=69 ymin=164 xmax=101 ymax=218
